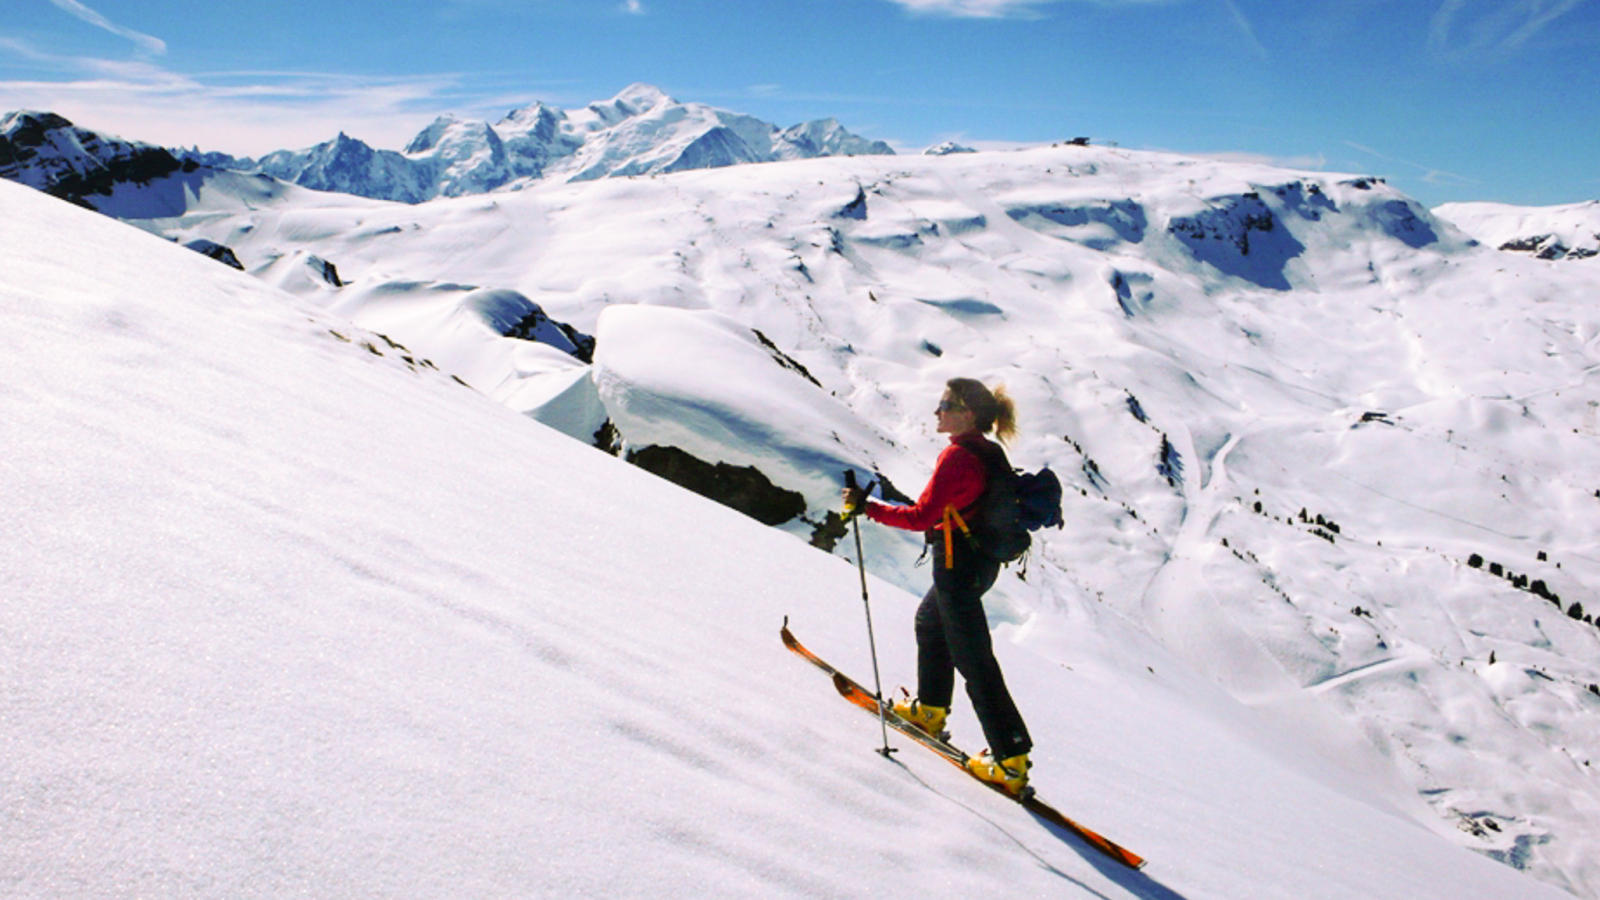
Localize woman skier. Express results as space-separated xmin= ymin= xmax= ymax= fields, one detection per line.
xmin=841 ymin=377 xmax=1033 ymax=794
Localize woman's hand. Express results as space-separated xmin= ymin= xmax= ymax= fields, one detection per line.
xmin=841 ymin=485 xmax=866 ymax=513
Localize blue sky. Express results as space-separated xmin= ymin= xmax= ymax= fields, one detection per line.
xmin=1 ymin=0 xmax=1595 ymax=207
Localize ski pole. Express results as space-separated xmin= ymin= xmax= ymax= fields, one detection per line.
xmin=844 ymin=470 xmax=894 ymax=758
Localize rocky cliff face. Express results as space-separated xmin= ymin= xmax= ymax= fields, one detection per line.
xmin=0 ymin=111 xmax=186 ymax=208
xmin=251 ymin=133 xmax=434 ymax=204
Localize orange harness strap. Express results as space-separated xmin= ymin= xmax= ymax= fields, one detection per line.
xmin=942 ymin=506 xmax=972 ymax=569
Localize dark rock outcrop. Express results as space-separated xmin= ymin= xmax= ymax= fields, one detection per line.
xmin=627 ymin=445 xmax=807 ymax=527
xmin=0 ymin=111 xmax=183 ymax=209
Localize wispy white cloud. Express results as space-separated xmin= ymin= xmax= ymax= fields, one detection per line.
xmin=1220 ymin=0 xmax=1269 ymax=58
xmin=1344 ymin=140 xmax=1481 ymax=187
xmin=0 ymin=35 xmax=56 ymax=64
xmin=885 ymin=0 xmax=1174 ymax=19
xmin=1428 ymin=0 xmax=1593 ymax=55
xmin=618 ymin=0 xmax=647 ymax=14
xmin=1428 ymin=0 xmax=1469 ymax=49
xmin=1191 ymin=149 xmax=1329 ymax=170
xmin=47 ymin=0 xmax=167 ymax=56
xmin=0 ymin=40 xmax=470 ymax=154
xmin=888 ymin=0 xmax=1051 ymax=16
xmin=1499 ymin=0 xmax=1591 ymax=47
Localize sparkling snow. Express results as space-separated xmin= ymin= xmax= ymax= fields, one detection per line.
xmin=7 ymin=136 xmax=1600 ymax=900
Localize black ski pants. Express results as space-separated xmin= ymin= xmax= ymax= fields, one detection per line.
xmin=916 ymin=538 xmax=1032 ymax=760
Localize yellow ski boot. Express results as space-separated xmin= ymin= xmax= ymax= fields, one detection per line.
xmin=891 ymin=695 xmax=948 ymax=740
xmin=967 ymin=751 xmax=1031 ymax=796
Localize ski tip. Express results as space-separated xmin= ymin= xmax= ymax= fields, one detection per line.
xmin=1103 ymin=844 xmax=1148 ymax=871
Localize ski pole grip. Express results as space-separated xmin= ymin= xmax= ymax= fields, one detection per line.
xmin=843 ymin=470 xmax=862 ymax=519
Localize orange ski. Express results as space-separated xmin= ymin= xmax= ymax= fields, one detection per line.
xmin=782 ymin=620 xmax=1147 ymax=871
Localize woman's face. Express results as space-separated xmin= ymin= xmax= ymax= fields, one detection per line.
xmin=935 ymin=391 xmax=977 ymax=436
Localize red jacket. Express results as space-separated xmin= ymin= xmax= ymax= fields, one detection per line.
xmin=865 ymin=432 xmax=991 ymax=532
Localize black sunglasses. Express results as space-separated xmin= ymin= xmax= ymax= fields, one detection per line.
xmin=936 ymin=399 xmax=966 ymax=414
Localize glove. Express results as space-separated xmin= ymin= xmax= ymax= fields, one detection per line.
xmin=841 ymin=485 xmax=867 ymax=516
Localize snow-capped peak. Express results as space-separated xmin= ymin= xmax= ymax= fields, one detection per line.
xmin=612 ymin=81 xmax=674 ymax=116
xmin=403 ymin=114 xmax=466 ymax=155
xmin=574 ymin=82 xmax=675 ymax=132
xmin=0 ymin=110 xmax=183 ymax=205
xmin=778 ymin=117 xmax=896 ymax=159
xmin=496 ymin=101 xmax=565 ymax=137
xmin=1 ymin=109 xmax=70 ymax=136
xmin=14 ymin=85 xmax=895 ymax=204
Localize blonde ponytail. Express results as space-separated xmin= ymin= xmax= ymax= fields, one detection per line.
xmin=991 ymin=383 xmax=1017 ymax=446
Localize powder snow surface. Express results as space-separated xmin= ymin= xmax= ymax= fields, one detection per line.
xmin=4 ymin=143 xmax=1599 ymax=900
xmin=127 ymin=146 xmax=1600 ymax=895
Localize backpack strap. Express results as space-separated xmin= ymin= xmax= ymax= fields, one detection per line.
xmin=942 ymin=505 xmax=974 ymax=569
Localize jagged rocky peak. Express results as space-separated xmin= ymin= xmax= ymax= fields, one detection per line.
xmin=1 ymin=110 xmax=75 ymax=142
xmin=4 ymin=85 xmax=896 ymax=207
xmin=778 ymin=118 xmax=894 ymax=158
xmin=0 ymin=109 xmax=183 ymax=206
xmin=262 ymin=131 xmax=377 ymax=171
xmin=299 ymin=132 xmax=381 ymax=171
xmin=3 ymin=110 xmax=137 ymax=164
xmin=497 ymin=102 xmax=566 ymax=140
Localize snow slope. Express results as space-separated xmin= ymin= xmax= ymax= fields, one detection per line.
xmin=119 ymin=143 xmax=1600 ymax=897
xmin=3 ymin=173 xmax=1583 ymax=900
xmin=1435 ymin=199 xmax=1600 ymax=260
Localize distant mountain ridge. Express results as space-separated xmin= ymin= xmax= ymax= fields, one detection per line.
xmin=178 ymin=83 xmax=895 ymax=204
xmin=1435 ymin=199 xmax=1600 ymax=261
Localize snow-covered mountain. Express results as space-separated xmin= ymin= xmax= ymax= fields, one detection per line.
xmin=1435 ymin=199 xmax=1600 ymax=260
xmin=177 ymin=83 xmax=894 ymax=203
xmin=249 ymin=132 xmax=437 ymax=204
xmin=2 ymin=172 xmax=1584 ymax=900
xmin=108 ymin=143 xmax=1600 ymax=898
xmin=0 ymin=110 xmax=189 ymax=208
xmin=7 ymin=96 xmax=1600 ymax=897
